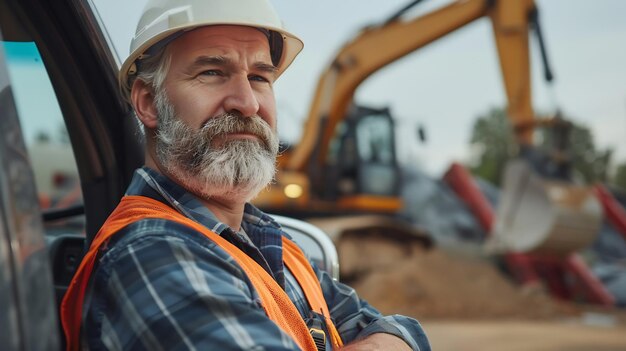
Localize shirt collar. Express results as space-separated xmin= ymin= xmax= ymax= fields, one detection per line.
xmin=127 ymin=167 xmax=273 ymax=235
xmin=126 ymin=166 xmax=289 ymax=286
xmin=126 ymin=167 xmax=285 ymax=238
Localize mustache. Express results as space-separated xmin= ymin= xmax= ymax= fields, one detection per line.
xmin=199 ymin=113 xmax=276 ymax=150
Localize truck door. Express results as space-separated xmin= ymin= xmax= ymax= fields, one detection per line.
xmin=0 ymin=23 xmax=60 ymax=351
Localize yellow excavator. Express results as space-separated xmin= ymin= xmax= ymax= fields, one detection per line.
xmin=253 ymin=0 xmax=602 ymax=254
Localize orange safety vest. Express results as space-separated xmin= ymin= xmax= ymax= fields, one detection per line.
xmin=60 ymin=195 xmax=343 ymax=351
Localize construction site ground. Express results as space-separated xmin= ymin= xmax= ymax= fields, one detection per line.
xmin=338 ymin=235 xmax=626 ymax=350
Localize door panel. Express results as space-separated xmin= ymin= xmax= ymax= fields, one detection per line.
xmin=0 ymin=31 xmax=59 ymax=350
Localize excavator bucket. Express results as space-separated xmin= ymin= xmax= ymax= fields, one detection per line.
xmin=487 ymin=159 xmax=603 ymax=256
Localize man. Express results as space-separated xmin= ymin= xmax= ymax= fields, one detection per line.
xmin=61 ymin=0 xmax=430 ymax=350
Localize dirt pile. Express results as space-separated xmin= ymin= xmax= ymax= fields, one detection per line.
xmin=338 ymin=234 xmax=577 ymax=320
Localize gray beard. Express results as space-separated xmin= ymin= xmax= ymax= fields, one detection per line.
xmin=153 ymin=90 xmax=279 ymax=203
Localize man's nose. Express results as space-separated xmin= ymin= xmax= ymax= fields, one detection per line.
xmin=223 ymin=76 xmax=260 ymax=117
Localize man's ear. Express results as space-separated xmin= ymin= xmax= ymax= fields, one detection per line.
xmin=130 ymin=79 xmax=159 ymax=129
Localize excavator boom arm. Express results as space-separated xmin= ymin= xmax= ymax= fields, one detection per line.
xmin=285 ymin=0 xmax=537 ymax=172
xmin=490 ymin=0 xmax=536 ymax=145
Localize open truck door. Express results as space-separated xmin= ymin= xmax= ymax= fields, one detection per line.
xmin=0 ymin=0 xmax=144 ymax=348
xmin=0 ymin=17 xmax=59 ymax=350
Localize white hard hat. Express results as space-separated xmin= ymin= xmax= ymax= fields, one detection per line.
xmin=119 ymin=0 xmax=304 ymax=98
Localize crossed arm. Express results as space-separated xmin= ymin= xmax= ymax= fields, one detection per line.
xmin=341 ymin=333 xmax=413 ymax=350
xmin=315 ymin=259 xmax=429 ymax=351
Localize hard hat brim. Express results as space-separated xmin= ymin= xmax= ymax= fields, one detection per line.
xmin=119 ymin=23 xmax=303 ymax=99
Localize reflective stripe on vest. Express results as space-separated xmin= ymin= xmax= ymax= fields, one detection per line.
xmin=60 ymin=195 xmax=343 ymax=350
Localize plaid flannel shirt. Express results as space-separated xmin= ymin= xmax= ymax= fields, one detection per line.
xmin=83 ymin=167 xmax=430 ymax=350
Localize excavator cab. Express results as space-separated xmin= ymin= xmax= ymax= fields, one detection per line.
xmin=329 ymin=105 xmax=400 ymax=198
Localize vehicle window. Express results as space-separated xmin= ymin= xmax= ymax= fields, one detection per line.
xmin=2 ymin=41 xmax=85 ymax=236
xmin=356 ymin=114 xmax=394 ymax=164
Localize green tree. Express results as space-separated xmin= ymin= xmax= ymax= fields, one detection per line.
xmin=537 ymin=119 xmax=613 ymax=183
xmin=58 ymin=122 xmax=71 ymax=144
xmin=35 ymin=131 xmax=51 ymax=144
xmin=468 ymin=107 xmax=613 ymax=185
xmin=614 ymin=163 xmax=626 ymax=191
xmin=468 ymin=107 xmax=516 ymax=186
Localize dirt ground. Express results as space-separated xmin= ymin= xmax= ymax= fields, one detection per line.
xmin=338 ymin=234 xmax=626 ymax=350
xmin=424 ymin=320 xmax=626 ymax=351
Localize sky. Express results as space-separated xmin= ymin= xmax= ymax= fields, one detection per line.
xmin=92 ymin=0 xmax=626 ymax=177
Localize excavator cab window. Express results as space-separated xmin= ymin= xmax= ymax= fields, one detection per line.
xmin=356 ymin=113 xmax=394 ymax=165
xmin=334 ymin=105 xmax=400 ymax=197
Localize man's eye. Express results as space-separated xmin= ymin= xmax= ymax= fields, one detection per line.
xmin=199 ymin=70 xmax=220 ymax=77
xmin=249 ymin=75 xmax=270 ymax=83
